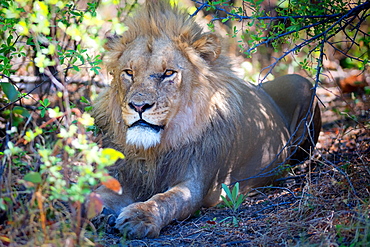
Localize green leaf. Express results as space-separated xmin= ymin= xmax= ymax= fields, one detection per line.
xmin=364 ymin=86 xmax=370 ymax=95
xmin=40 ymin=98 xmax=50 ymax=107
xmin=84 ymin=106 xmax=93 ymax=112
xmin=232 ymin=216 xmax=238 ymax=226
xmin=0 ymin=198 xmax=7 ymax=211
xmin=40 ymin=108 xmax=46 ymax=117
xmin=90 ymin=67 xmax=100 ymax=75
xmin=13 ymin=106 xmax=30 ymax=117
xmin=220 ymin=195 xmax=232 ymax=208
xmin=1 ymin=83 xmax=19 ymax=101
xmin=73 ymin=65 xmax=80 ymax=72
xmin=222 ymin=183 xmax=232 ymax=199
xmin=7 ymin=34 xmax=13 ymax=46
xmin=78 ymin=55 xmax=85 ymax=64
xmin=235 ymin=195 xmax=244 ymax=209
xmin=231 ymin=183 xmax=239 ymax=201
xmin=24 ymin=172 xmax=42 ymax=184
xmin=80 ymin=96 xmax=90 ymax=104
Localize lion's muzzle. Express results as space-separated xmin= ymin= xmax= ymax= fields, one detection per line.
xmin=130 ymin=119 xmax=164 ymax=133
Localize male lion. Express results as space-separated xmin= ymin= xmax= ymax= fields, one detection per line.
xmin=92 ymin=0 xmax=321 ymax=239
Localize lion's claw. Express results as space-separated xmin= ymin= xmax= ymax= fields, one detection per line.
xmin=107 ymin=214 xmax=117 ymax=227
xmin=91 ymin=207 xmax=119 ymax=234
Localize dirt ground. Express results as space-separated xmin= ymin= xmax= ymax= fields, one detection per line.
xmin=91 ymin=80 xmax=370 ymax=246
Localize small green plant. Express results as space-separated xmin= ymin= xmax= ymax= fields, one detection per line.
xmin=219 ymin=182 xmax=247 ymax=227
xmin=221 ymin=182 xmax=246 ymax=212
xmin=219 ymin=214 xmax=240 ymax=227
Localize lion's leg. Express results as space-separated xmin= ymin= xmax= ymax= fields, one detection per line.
xmin=290 ymin=101 xmax=321 ymax=163
xmin=95 ymin=185 xmax=135 ymax=213
xmin=261 ymin=74 xmax=322 ymax=164
xmin=114 ymin=179 xmax=204 ymax=239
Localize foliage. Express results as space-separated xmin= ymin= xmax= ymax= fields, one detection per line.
xmin=2 ymin=109 xmax=124 ymax=244
xmin=192 ymin=0 xmax=369 ymax=80
xmin=219 ymin=182 xmax=246 ymax=226
xmin=221 ymin=182 xmax=246 ymax=212
xmin=0 ymin=0 xmax=135 ymax=245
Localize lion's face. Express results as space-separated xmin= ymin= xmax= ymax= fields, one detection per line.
xmin=104 ymin=9 xmax=222 ymax=150
xmin=111 ymin=37 xmax=190 ymax=149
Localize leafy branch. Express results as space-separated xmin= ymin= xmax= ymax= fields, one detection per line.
xmin=191 ymin=0 xmax=369 ymax=80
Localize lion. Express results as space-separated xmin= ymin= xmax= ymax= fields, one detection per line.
xmin=92 ymin=0 xmax=321 ymax=239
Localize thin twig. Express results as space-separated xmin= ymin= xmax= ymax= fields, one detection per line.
xmin=252 ymin=201 xmax=294 ymax=215
xmin=191 ymin=0 xmax=347 ymax=20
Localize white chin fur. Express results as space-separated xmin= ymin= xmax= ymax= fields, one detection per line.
xmin=126 ymin=126 xmax=162 ymax=149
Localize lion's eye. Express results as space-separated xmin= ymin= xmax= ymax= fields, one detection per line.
xmin=122 ymin=69 xmax=134 ymax=77
xmin=163 ymin=70 xmax=176 ymax=77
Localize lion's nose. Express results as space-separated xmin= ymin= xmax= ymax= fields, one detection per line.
xmin=128 ymin=102 xmax=154 ymax=113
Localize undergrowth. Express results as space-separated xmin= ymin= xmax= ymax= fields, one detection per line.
xmin=0 ymin=0 xmax=131 ymax=245
xmin=247 ymin=120 xmax=370 ymax=246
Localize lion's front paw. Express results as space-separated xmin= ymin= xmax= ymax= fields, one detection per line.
xmin=115 ymin=202 xmax=161 ymax=239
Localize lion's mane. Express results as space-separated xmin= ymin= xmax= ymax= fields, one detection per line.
xmin=93 ymin=1 xmax=248 ymax=201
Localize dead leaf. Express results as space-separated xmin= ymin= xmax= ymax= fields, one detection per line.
xmin=0 ymin=235 xmax=10 ymax=245
xmin=87 ymin=192 xmax=104 ymax=219
xmin=102 ymin=176 xmax=122 ymax=195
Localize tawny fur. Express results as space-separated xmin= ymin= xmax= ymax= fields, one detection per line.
xmin=92 ymin=0 xmax=321 ymax=239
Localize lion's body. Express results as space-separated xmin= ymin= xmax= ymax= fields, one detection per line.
xmin=92 ymin=0 xmax=321 ymax=239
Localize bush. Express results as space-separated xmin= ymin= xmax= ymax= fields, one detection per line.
xmin=199 ymin=0 xmax=369 ymax=81
xmin=0 ymin=0 xmax=132 ymax=244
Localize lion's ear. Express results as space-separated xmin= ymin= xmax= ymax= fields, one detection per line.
xmin=192 ymin=34 xmax=221 ymax=62
xmin=103 ymin=32 xmax=122 ymax=51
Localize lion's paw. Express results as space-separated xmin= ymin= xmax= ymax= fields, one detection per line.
xmin=114 ymin=202 xmax=161 ymax=239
